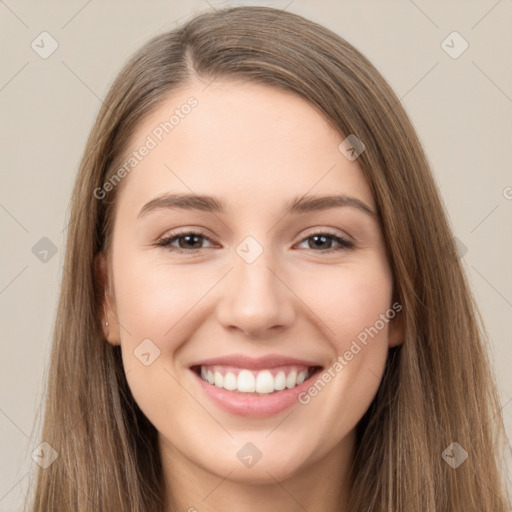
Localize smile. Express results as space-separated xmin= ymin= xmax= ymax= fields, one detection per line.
xmin=193 ymin=365 xmax=319 ymax=395
xmin=189 ymin=358 xmax=324 ymax=417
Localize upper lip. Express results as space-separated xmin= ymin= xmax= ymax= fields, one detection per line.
xmin=189 ymin=354 xmax=323 ymax=370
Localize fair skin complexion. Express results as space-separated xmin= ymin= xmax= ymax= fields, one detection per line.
xmin=96 ymin=79 xmax=402 ymax=512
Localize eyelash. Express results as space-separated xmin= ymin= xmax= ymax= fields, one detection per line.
xmin=155 ymin=229 xmax=354 ymax=255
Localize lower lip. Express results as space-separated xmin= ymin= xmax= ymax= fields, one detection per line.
xmin=190 ymin=367 xmax=322 ymax=418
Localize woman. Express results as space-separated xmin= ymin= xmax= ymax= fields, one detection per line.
xmin=27 ymin=6 xmax=510 ymax=511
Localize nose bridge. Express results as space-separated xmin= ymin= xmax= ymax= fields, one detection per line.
xmin=217 ymin=238 xmax=295 ymax=336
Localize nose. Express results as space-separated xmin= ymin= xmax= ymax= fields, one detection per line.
xmin=216 ymin=249 xmax=296 ymax=338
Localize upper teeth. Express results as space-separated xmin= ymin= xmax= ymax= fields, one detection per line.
xmin=199 ymin=365 xmax=311 ymax=394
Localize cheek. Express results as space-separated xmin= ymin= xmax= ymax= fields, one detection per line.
xmin=296 ymin=259 xmax=393 ymax=402
xmin=301 ymin=260 xmax=394 ymax=345
xmin=297 ymin=263 xmax=393 ymax=428
xmin=113 ymin=255 xmax=207 ymax=345
xmin=114 ymin=255 xmax=197 ymax=422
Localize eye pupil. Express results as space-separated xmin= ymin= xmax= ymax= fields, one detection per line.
xmin=179 ymin=234 xmax=203 ymax=249
xmin=310 ymin=234 xmax=330 ymax=250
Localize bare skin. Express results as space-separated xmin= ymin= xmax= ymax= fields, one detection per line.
xmin=96 ymin=79 xmax=403 ymax=512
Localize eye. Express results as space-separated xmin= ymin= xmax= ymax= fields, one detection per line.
xmin=155 ymin=230 xmax=214 ymax=253
xmin=155 ymin=229 xmax=354 ymax=254
xmin=295 ymin=230 xmax=354 ymax=253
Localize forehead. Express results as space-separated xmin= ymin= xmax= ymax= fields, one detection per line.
xmin=114 ymin=79 xmax=375 ymax=217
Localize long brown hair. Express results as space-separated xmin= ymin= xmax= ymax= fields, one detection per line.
xmin=27 ymin=6 xmax=510 ymax=511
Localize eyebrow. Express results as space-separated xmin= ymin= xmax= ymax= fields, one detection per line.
xmin=137 ymin=192 xmax=377 ymax=219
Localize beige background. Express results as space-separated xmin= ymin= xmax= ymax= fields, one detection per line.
xmin=1 ymin=0 xmax=511 ymax=509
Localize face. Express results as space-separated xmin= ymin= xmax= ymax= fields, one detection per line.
xmin=96 ymin=79 xmax=402 ymax=492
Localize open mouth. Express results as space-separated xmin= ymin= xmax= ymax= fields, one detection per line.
xmin=190 ymin=364 xmax=323 ymax=395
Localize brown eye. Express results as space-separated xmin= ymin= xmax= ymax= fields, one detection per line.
xmin=156 ymin=231 xmax=214 ymax=253
xmin=296 ymin=231 xmax=354 ymax=253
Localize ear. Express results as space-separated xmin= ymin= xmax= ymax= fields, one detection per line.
xmin=387 ymin=302 xmax=404 ymax=348
xmin=94 ymin=252 xmax=121 ymax=346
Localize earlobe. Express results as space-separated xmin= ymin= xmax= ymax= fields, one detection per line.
xmin=388 ymin=335 xmax=404 ymax=348
xmin=94 ymin=252 xmax=121 ymax=346
xmin=387 ymin=310 xmax=405 ymax=348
